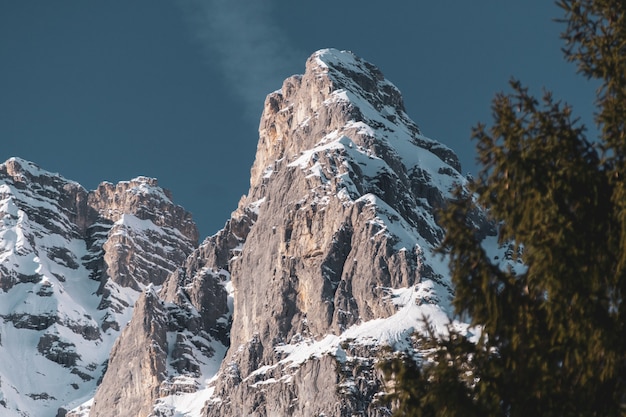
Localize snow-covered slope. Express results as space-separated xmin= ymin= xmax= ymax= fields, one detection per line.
xmin=0 ymin=158 xmax=197 ymax=416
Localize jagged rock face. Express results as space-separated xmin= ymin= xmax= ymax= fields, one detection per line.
xmin=89 ymin=220 xmax=243 ymax=417
xmin=89 ymin=287 xmax=169 ymax=417
xmin=200 ymin=49 xmax=470 ymax=416
xmin=88 ymin=178 xmax=197 ymax=239
xmin=50 ymin=49 xmax=490 ymax=417
xmin=233 ymin=49 xmax=459 ymax=347
xmin=0 ymin=158 xmax=198 ymax=417
xmin=89 ymin=178 xmax=198 ymax=289
xmin=89 ymin=178 xmax=199 ymax=328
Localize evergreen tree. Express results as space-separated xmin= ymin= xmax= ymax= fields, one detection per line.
xmin=382 ymin=1 xmax=626 ymax=415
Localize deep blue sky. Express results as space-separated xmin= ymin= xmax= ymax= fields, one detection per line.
xmin=0 ymin=1 xmax=597 ymax=239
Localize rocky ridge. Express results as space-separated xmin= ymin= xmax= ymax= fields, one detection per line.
xmin=0 ymin=158 xmax=197 ymax=416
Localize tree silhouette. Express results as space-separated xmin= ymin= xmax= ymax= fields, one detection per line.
xmin=382 ymin=1 xmax=626 ymax=415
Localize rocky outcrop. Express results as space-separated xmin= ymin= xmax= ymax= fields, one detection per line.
xmin=0 ymin=158 xmax=198 ymax=417
xmin=89 ymin=222 xmax=242 ymax=417
xmin=89 ymin=178 xmax=198 ymax=290
xmin=87 ymin=177 xmax=199 ymax=331
xmin=90 ymin=286 xmax=169 ymax=417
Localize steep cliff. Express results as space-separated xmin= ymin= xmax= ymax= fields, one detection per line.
xmin=89 ymin=201 xmax=253 ymax=417
xmin=201 ymin=48 xmax=471 ymax=417
xmin=92 ymin=49 xmax=491 ymax=417
xmin=0 ymin=158 xmax=197 ymax=417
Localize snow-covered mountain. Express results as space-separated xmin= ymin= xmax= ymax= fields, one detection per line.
xmin=84 ymin=49 xmax=496 ymax=417
xmin=1 ymin=49 xmax=502 ymax=417
xmin=0 ymin=158 xmax=197 ymax=416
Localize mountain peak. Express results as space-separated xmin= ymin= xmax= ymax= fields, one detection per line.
xmin=106 ymin=176 xmax=173 ymax=203
xmin=250 ymin=48 xmax=461 ymax=194
xmin=310 ymin=48 xmax=388 ymax=84
xmin=1 ymin=157 xmax=81 ymax=187
xmin=3 ymin=156 xmax=44 ymax=173
xmin=193 ymin=49 xmax=473 ymax=416
xmin=309 ymin=48 xmax=407 ymax=112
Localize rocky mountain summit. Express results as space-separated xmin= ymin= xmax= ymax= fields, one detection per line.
xmin=196 ymin=49 xmax=471 ymax=417
xmin=0 ymin=49 xmax=500 ymax=417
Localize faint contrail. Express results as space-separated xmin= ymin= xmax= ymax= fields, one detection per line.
xmin=180 ymin=0 xmax=302 ymax=121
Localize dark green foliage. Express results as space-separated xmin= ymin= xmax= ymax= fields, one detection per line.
xmin=381 ymin=1 xmax=626 ymax=416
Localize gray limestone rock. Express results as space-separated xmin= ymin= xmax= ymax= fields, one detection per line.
xmin=199 ymin=49 xmax=473 ymax=416
xmin=88 ymin=222 xmax=240 ymax=416
xmin=89 ymin=287 xmax=169 ymax=417
xmin=89 ymin=177 xmax=198 ymax=293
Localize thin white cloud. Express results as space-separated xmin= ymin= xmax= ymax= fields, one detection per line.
xmin=180 ymin=0 xmax=301 ymax=120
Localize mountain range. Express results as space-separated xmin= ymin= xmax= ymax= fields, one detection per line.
xmin=0 ymin=49 xmax=507 ymax=417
